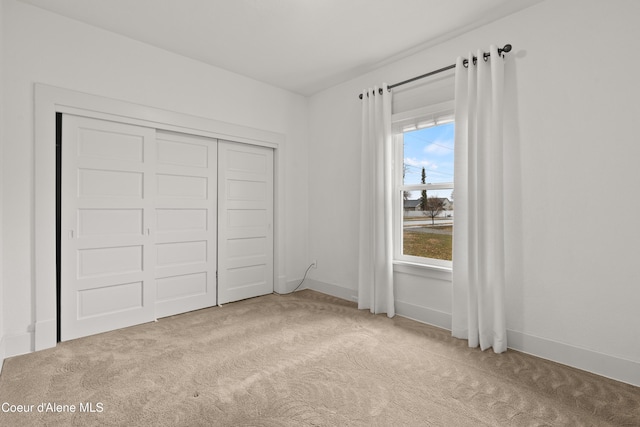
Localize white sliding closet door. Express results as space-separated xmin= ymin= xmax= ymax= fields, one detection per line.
xmin=61 ymin=115 xmax=273 ymax=340
xmin=218 ymin=141 xmax=274 ymax=304
xmin=154 ymin=132 xmax=217 ymax=318
xmin=61 ymin=115 xmax=156 ymax=341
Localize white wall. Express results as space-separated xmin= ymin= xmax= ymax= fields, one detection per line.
xmin=1 ymin=0 xmax=309 ymax=357
xmin=308 ymin=0 xmax=640 ymax=386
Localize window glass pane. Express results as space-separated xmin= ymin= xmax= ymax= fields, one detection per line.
xmin=400 ymin=121 xmax=454 ymax=262
xmin=402 ymin=122 xmax=454 ymax=185
xmin=402 ymin=188 xmax=453 ymax=261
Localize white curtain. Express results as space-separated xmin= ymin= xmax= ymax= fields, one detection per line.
xmin=358 ymin=84 xmax=395 ymax=317
xmin=452 ymin=45 xmax=507 ymax=352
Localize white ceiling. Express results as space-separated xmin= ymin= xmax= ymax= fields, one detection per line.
xmin=19 ymin=0 xmax=543 ymax=96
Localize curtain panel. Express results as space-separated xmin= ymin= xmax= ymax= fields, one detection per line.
xmin=452 ymin=45 xmax=507 ymax=353
xmin=358 ymin=84 xmax=395 ymax=317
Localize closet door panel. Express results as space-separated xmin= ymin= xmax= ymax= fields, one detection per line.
xmin=61 ymin=115 xmax=156 ymax=341
xmin=218 ymin=141 xmax=274 ymax=304
xmin=154 ymin=132 xmax=217 ymax=318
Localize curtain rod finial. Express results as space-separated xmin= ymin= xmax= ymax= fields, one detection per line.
xmin=501 ymin=44 xmax=512 ymax=54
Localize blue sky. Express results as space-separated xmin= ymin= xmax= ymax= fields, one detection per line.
xmin=403 ymin=122 xmax=454 ymax=199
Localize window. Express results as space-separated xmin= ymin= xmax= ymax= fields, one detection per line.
xmin=393 ymin=101 xmax=454 ymax=268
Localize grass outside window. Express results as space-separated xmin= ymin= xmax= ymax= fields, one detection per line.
xmin=403 ymin=224 xmax=452 ymax=261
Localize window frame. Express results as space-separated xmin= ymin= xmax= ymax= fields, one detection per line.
xmin=392 ymin=101 xmax=455 ymax=270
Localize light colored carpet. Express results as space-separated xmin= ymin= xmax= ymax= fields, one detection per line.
xmin=0 ymin=290 xmax=638 ymax=426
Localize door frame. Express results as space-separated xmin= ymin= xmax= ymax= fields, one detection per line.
xmin=34 ymin=83 xmax=286 ymax=351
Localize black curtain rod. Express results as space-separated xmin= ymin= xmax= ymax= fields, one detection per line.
xmin=358 ymin=44 xmax=512 ymax=99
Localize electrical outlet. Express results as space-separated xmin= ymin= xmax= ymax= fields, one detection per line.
xmin=311 ymin=259 xmax=317 ymax=269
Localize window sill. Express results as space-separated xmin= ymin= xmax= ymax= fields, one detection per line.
xmin=393 ymin=260 xmax=452 ymax=281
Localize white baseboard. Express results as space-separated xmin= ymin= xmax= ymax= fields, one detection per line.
xmin=299 ymin=279 xmax=640 ymax=388
xmin=395 ymin=300 xmax=452 ymax=331
xmin=299 ymin=278 xmax=358 ymax=302
xmin=4 ymin=331 xmax=32 ymax=359
xmin=282 ymin=278 xmax=305 ymax=295
xmin=397 ymin=310 xmax=640 ymax=387
xmin=507 ymin=330 xmax=640 ymax=388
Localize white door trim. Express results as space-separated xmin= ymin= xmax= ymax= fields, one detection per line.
xmin=34 ymin=83 xmax=286 ymax=351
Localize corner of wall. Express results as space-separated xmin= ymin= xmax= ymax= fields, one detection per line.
xmin=302 ymin=278 xmax=358 ymax=303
